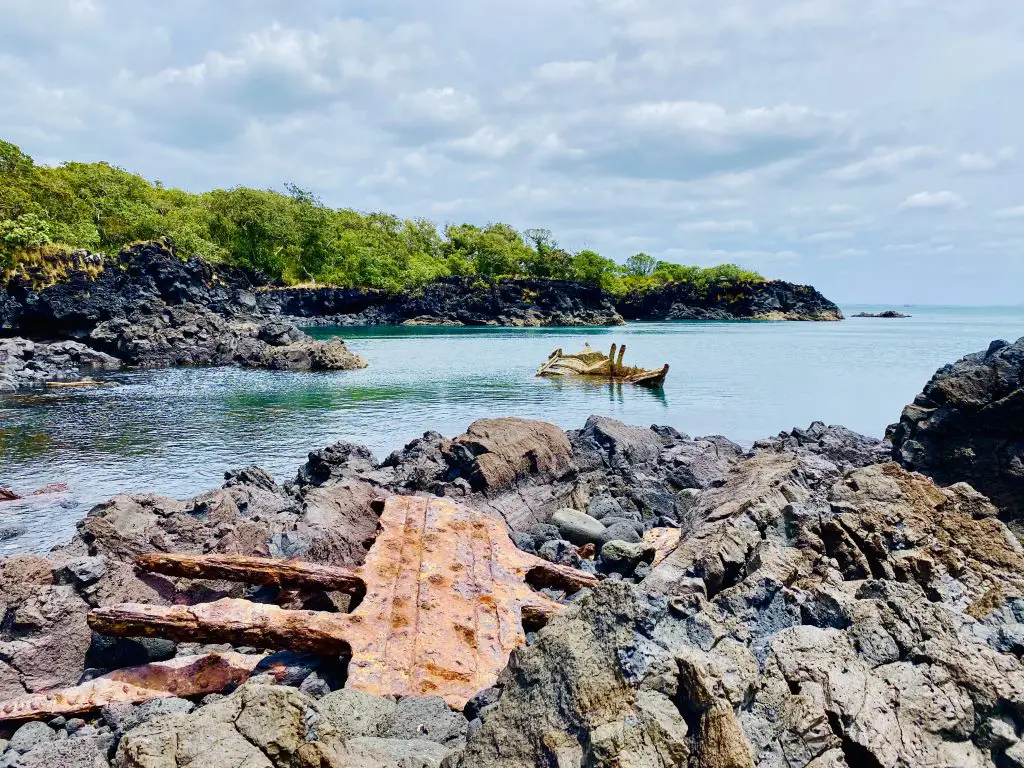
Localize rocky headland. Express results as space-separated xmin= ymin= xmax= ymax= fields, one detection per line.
xmin=0 ymin=241 xmax=366 ymax=389
xmin=617 ymin=279 xmax=843 ymax=322
xmin=892 ymin=336 xmax=1024 ymax=521
xmin=0 ymin=336 xmax=1022 ymax=767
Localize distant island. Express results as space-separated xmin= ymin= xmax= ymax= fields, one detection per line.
xmin=853 ymin=310 xmax=911 ymax=318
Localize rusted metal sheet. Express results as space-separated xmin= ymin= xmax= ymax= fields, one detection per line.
xmin=0 ymin=653 xmax=264 ymax=721
xmin=644 ymin=527 xmax=682 ymax=566
xmin=83 ymin=496 xmax=598 ymax=712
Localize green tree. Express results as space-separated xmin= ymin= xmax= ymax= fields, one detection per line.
xmin=572 ymin=249 xmax=621 ymax=292
xmin=624 ymin=252 xmax=657 ymax=277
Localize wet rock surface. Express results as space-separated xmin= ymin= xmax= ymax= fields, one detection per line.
xmin=892 ymin=336 xmax=1024 ymax=519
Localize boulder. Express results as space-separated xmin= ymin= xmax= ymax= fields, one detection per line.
xmin=598 ymin=540 xmax=655 ymax=576
xmin=550 ymin=509 xmax=606 ymax=546
xmin=445 ymin=418 xmax=576 ymax=495
xmin=892 ymin=337 xmax=1024 ymax=519
xmin=8 ymin=722 xmax=55 ymax=754
xmin=379 ymin=696 xmax=468 ymax=746
xmin=318 ymin=689 xmax=396 ymax=739
xmin=114 ymin=683 xmax=349 ymax=768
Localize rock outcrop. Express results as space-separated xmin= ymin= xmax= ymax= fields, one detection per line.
xmin=451 ymin=455 xmax=1024 ymax=768
xmin=88 ymin=305 xmax=365 ymax=371
xmin=114 ymin=682 xmax=459 ymax=768
xmin=2 ymin=241 xmax=844 ymax=343
xmin=261 ymin=277 xmax=625 ymax=327
xmin=0 ymin=416 xmax=920 ymax=768
xmin=0 ymin=338 xmax=120 ymax=391
xmin=0 ymin=241 xmax=365 ymax=385
xmin=617 ymin=279 xmax=843 ymax=322
xmin=853 ymin=310 xmax=910 ymax=318
xmin=892 ymin=336 xmax=1024 ymax=520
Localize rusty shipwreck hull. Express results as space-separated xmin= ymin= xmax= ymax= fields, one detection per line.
xmin=0 ymin=495 xmax=604 ymax=720
xmin=536 ymin=342 xmax=669 ymax=387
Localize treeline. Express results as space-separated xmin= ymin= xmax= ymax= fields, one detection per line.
xmin=0 ymin=139 xmax=764 ymax=294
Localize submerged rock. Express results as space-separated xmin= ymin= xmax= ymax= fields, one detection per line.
xmin=892 ymin=336 xmax=1024 ymax=519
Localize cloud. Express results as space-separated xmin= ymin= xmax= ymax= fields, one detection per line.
xmin=829 ymin=146 xmax=940 ymax=184
xmin=898 ymin=191 xmax=966 ymax=212
xmin=679 ymin=219 xmax=757 ymax=233
xmin=803 ymin=230 xmax=854 ymax=243
xmin=993 ymin=204 xmax=1024 ymax=219
xmin=957 ymin=146 xmax=1016 ymax=173
xmin=3 ymin=0 xmax=1024 ymax=303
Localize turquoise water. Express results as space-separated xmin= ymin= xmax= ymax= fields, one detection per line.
xmin=1 ymin=305 xmax=1022 ymax=553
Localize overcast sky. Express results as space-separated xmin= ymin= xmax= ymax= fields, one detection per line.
xmin=1 ymin=0 xmax=1022 ymax=304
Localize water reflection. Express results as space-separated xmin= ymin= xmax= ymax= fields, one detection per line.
xmin=3 ymin=308 xmax=1024 ymax=554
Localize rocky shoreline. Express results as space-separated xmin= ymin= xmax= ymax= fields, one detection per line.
xmin=0 ymin=240 xmax=842 ymax=387
xmin=0 ymin=337 xmax=1021 ymax=767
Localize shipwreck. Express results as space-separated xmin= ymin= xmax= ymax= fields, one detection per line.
xmin=536 ymin=342 xmax=670 ymax=387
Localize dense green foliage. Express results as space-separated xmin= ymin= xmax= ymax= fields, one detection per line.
xmin=0 ymin=139 xmax=765 ymax=293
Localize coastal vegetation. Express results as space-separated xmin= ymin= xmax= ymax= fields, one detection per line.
xmin=0 ymin=139 xmax=763 ymax=294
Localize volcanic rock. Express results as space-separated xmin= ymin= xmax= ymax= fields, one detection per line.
xmin=892 ymin=336 xmax=1024 ymax=518
xmin=451 ymin=450 xmax=1024 ymax=768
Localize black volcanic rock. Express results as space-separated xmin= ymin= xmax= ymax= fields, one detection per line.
xmin=616 ymin=279 xmax=843 ymax=321
xmin=0 ymin=241 xmax=364 ymax=383
xmin=854 ymin=310 xmax=911 ymax=318
xmin=3 ymin=240 xmax=266 ymax=336
xmin=259 ymin=276 xmax=624 ymax=327
xmin=892 ymin=337 xmax=1024 ymax=518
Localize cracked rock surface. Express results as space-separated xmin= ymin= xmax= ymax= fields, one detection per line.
xmin=447 ymin=450 xmax=1024 ymax=768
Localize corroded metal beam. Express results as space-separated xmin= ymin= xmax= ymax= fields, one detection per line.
xmin=0 ymin=653 xmax=265 ymax=721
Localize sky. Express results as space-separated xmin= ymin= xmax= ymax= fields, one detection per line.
xmin=1 ymin=0 xmax=1022 ymax=304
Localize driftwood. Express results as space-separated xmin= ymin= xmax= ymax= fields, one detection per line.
xmin=0 ymin=653 xmax=266 ymax=721
xmin=83 ymin=496 xmax=599 ymax=711
xmin=537 ymin=342 xmax=669 ymax=387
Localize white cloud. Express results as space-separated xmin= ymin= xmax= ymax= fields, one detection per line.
xmin=803 ymin=230 xmax=853 ymax=243
xmin=396 ymin=87 xmax=478 ymax=123
xmin=898 ymin=191 xmax=966 ymax=212
xmin=446 ymin=126 xmax=522 ymax=159
xmin=993 ymin=204 xmax=1024 ymax=219
xmin=830 ymin=146 xmax=939 ymax=184
xmin=534 ymin=58 xmax=614 ymax=84
xmin=679 ymin=219 xmax=757 ymax=233
xmin=957 ymin=146 xmax=1016 ymax=173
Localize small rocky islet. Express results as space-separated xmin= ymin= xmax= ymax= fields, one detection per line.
xmin=0 ymin=239 xmax=842 ymax=390
xmin=0 ymin=331 xmax=1020 ymax=766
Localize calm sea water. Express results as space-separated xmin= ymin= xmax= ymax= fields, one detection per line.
xmin=1 ymin=305 xmax=1022 ymax=554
